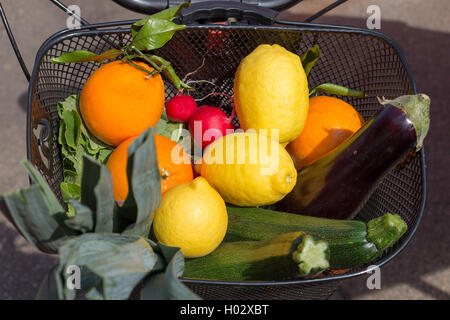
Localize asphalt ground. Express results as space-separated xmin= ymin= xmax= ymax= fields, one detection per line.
xmin=0 ymin=0 xmax=449 ymax=299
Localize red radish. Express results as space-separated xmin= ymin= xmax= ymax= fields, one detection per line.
xmin=189 ymin=105 xmax=235 ymax=149
xmin=166 ymin=94 xmax=198 ymax=122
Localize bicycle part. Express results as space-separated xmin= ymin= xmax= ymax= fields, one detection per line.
xmin=304 ymin=0 xmax=348 ymax=23
xmin=49 ymin=0 xmax=89 ymax=26
xmin=0 ymin=2 xmax=30 ymax=81
xmin=112 ymin=0 xmax=303 ymax=14
xmin=179 ymin=1 xmax=278 ymax=25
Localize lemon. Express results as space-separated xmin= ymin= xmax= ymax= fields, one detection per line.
xmin=234 ymin=44 xmax=309 ymax=145
xmin=200 ymin=131 xmax=297 ymax=206
xmin=153 ymin=177 xmax=228 ymax=258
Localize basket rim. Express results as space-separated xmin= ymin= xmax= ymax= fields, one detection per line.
xmin=26 ymin=21 xmax=426 ymax=287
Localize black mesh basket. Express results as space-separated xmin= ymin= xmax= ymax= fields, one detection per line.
xmin=21 ymin=3 xmax=425 ymax=300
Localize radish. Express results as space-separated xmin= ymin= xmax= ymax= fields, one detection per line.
xmin=166 ymin=94 xmax=198 ymax=122
xmin=189 ymin=105 xmax=235 ymax=149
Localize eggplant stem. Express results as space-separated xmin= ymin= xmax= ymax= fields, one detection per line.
xmin=377 ymin=94 xmax=430 ymax=151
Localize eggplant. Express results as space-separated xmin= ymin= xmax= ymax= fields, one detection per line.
xmin=276 ymin=94 xmax=430 ymax=220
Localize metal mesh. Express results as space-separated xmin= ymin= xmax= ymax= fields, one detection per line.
xmin=185 ymin=280 xmax=342 ymax=300
xmin=28 ymin=25 xmax=424 ymax=300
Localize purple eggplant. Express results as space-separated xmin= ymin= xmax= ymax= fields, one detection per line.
xmin=276 ymin=94 xmax=430 ymax=220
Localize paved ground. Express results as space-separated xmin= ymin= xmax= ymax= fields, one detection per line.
xmin=0 ymin=0 xmax=448 ymax=299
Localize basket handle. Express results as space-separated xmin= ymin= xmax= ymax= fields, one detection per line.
xmin=179 ymin=1 xmax=279 ymax=25
xmin=112 ymin=0 xmax=302 ymax=15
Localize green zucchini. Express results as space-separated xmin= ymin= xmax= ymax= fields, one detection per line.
xmin=183 ymin=232 xmax=330 ymax=281
xmin=226 ymin=206 xmax=408 ymax=269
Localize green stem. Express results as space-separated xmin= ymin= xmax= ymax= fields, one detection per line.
xmin=174 ymin=122 xmax=183 ymax=142
xmin=310 ymin=83 xmax=367 ymax=98
xmin=119 ymin=47 xmax=192 ymax=91
xmin=130 ymin=46 xmax=162 ymax=72
xmin=125 ymin=47 xmax=192 ymax=91
xmin=148 ymin=55 xmax=193 ymax=90
xmin=126 ymin=59 xmax=158 ymax=77
xmin=367 ymin=213 xmax=408 ymax=251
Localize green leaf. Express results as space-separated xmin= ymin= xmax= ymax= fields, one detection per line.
xmin=60 ymin=182 xmax=81 ymax=202
xmin=51 ymin=50 xmax=97 ymax=64
xmin=56 ymin=233 xmax=147 ymax=299
xmin=131 ymin=18 xmax=186 ymax=52
xmin=61 ymin=110 xmax=81 ymax=150
xmin=61 ymin=145 xmax=84 ymax=185
xmin=141 ymin=243 xmax=201 ymax=300
xmin=1 ymin=176 xmax=74 ymax=254
xmin=131 ymin=3 xmax=190 ymax=37
xmin=57 ymin=95 xmax=113 ymax=207
xmin=84 ymin=238 xmax=158 ymax=300
xmin=80 ymin=157 xmax=116 ymax=233
xmin=119 ymin=128 xmax=162 ymax=237
xmin=301 ymin=44 xmax=321 ymax=77
xmin=51 ymin=49 xmax=123 ymax=64
xmin=90 ymin=49 xmax=124 ymax=62
xmin=22 ymin=160 xmax=65 ymax=215
xmin=155 ymin=110 xmax=185 ymax=142
xmin=55 ymin=233 xmax=163 ymax=300
xmin=64 ymin=200 xmax=94 ymax=233
xmin=310 ymin=83 xmax=367 ymax=98
xmin=96 ymin=148 xmax=112 ymax=163
xmin=52 ymin=233 xmax=200 ymax=300
xmin=147 ymin=2 xmax=190 ymax=21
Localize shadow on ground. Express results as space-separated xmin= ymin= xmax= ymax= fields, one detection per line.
xmin=0 ymin=218 xmax=57 ymax=299
xmin=17 ymin=92 xmax=27 ymax=113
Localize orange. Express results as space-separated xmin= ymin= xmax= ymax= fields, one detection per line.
xmin=80 ymin=60 xmax=165 ymax=146
xmin=106 ymin=134 xmax=194 ymax=201
xmin=155 ymin=134 xmax=194 ymax=195
xmin=193 ymin=158 xmax=202 ymax=177
xmin=286 ymin=96 xmax=364 ymax=169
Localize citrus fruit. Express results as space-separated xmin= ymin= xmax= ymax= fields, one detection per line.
xmin=106 ymin=134 xmax=193 ymax=201
xmin=286 ymin=96 xmax=364 ymax=169
xmin=200 ymin=131 xmax=297 ymax=206
xmin=153 ymin=177 xmax=228 ymax=258
xmin=80 ymin=60 xmax=165 ymax=146
xmin=233 ymin=44 xmax=309 ymax=145
xmin=155 ymin=134 xmax=194 ymax=195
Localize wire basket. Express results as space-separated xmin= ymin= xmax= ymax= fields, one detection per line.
xmin=24 ymin=11 xmax=425 ymax=300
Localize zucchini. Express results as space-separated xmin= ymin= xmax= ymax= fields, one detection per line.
xmin=183 ymin=232 xmax=330 ymax=281
xmin=277 ymin=94 xmax=430 ymax=220
xmin=226 ymin=206 xmax=407 ymax=269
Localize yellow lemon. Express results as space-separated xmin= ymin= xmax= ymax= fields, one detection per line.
xmin=200 ymin=131 xmax=297 ymax=206
xmin=234 ymin=44 xmax=309 ymax=145
xmin=153 ymin=177 xmax=228 ymax=258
